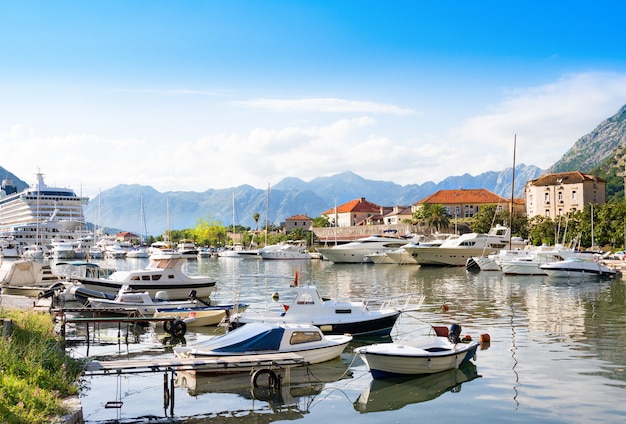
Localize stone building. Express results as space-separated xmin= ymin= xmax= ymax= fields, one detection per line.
xmin=284 ymin=214 xmax=313 ymax=233
xmin=524 ymin=171 xmax=606 ymax=219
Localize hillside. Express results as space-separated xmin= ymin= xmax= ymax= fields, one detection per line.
xmin=83 ymin=165 xmax=542 ymax=236
xmin=549 ymin=104 xmax=626 ymax=173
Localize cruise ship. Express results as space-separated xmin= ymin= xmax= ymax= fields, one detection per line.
xmin=0 ymin=172 xmax=89 ymax=253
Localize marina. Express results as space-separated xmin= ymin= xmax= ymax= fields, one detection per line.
xmin=3 ymin=256 xmax=619 ymax=423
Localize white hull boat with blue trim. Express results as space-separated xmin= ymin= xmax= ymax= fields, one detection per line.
xmin=173 ymin=322 xmax=352 ymax=365
xmin=355 ymin=324 xmax=480 ymax=379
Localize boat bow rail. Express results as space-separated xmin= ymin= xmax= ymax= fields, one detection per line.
xmin=376 ymin=293 xmax=425 ymax=313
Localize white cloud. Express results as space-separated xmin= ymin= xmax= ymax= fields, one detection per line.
xmin=3 ymin=72 xmax=626 ymax=198
xmin=232 ymin=97 xmax=415 ymax=115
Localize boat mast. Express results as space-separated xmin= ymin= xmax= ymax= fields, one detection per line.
xmin=509 ymin=134 xmax=516 ymax=248
xmin=264 ymin=184 xmax=270 ymax=246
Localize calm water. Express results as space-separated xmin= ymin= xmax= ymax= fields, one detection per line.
xmin=65 ymin=257 xmax=626 ymax=423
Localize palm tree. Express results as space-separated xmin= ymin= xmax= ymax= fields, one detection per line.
xmin=417 ymin=204 xmax=450 ymax=232
xmin=253 ymin=212 xmax=260 ymax=232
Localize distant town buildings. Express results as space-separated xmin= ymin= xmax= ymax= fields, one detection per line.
xmin=314 ymin=171 xmax=607 ymax=229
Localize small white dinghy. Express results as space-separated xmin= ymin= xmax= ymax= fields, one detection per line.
xmin=355 ymin=324 xmax=480 ymax=379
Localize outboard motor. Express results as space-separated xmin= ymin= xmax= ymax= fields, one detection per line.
xmin=448 ymin=323 xmax=462 ymax=344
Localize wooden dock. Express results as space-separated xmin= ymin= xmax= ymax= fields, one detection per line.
xmin=84 ymin=352 xmax=307 ymax=376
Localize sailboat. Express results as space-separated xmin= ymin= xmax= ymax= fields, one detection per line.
xmin=127 ymin=194 xmax=150 ymax=258
xmin=218 ymin=193 xmax=244 ymax=258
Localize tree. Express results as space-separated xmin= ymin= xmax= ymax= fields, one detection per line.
xmin=312 ymin=216 xmax=330 ymax=227
xmin=253 ymin=212 xmax=260 ymax=232
xmin=193 ymin=215 xmax=228 ymax=247
xmin=414 ymin=204 xmax=450 ymax=232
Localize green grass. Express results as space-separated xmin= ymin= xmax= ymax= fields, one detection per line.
xmin=0 ymin=309 xmax=84 ymax=424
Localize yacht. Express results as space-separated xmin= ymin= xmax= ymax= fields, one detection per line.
xmin=403 ymin=224 xmax=526 ymax=266
xmin=317 ymin=234 xmax=420 ymax=264
xmin=259 ymin=240 xmax=311 ymax=260
xmin=0 ymin=172 xmax=88 ymax=251
xmin=59 ymin=252 xmax=217 ymax=300
xmin=176 ymin=239 xmax=198 ymax=257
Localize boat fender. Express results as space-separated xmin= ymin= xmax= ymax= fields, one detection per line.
xmin=170 ymin=319 xmax=187 ymax=338
xmin=479 ymin=333 xmax=491 ymax=344
xmin=252 ymin=368 xmax=280 ymax=389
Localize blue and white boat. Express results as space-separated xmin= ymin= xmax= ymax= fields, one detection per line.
xmin=233 ymin=283 xmax=413 ymax=337
xmin=173 ymin=322 xmax=352 ymax=364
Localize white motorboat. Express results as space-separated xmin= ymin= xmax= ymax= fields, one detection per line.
xmin=259 ymin=240 xmax=311 ymax=260
xmin=232 ymin=280 xmax=417 ymax=337
xmin=499 ymin=250 xmax=572 ymax=275
xmin=355 ymin=324 xmax=480 ymax=379
xmin=126 ymin=246 xmax=149 ymax=258
xmin=87 ymin=285 xmax=199 ymax=315
xmin=539 ymin=257 xmax=618 ymax=278
xmin=317 ymin=234 xmax=420 ymax=264
xmin=177 ymin=239 xmax=199 ymax=257
xmin=217 ymin=244 xmax=244 ymax=258
xmin=103 ymin=242 xmax=127 ymax=259
xmin=404 ymin=225 xmax=526 ymax=266
xmin=58 ymin=252 xmax=217 ymax=300
xmin=21 ymin=244 xmax=47 ymax=260
xmin=49 ymin=239 xmax=76 ymax=260
xmin=173 ymin=322 xmax=352 ymax=365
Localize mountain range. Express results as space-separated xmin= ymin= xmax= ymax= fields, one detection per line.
xmin=2 ymin=104 xmax=625 ymax=236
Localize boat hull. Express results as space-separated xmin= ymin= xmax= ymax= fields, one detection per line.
xmin=73 ymin=277 xmax=216 ymax=300
xmin=238 ymin=310 xmax=401 ymax=337
xmin=406 ymin=247 xmax=499 ymax=266
xmin=356 ymin=339 xmax=479 ymax=379
xmin=189 ymin=341 xmax=350 ymax=365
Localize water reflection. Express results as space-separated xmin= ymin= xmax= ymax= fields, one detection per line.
xmin=354 ymin=363 xmax=481 ymax=413
xmin=64 ymin=257 xmax=626 ymax=422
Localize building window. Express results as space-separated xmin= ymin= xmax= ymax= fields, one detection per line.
xmin=572 ymin=190 xmax=577 ymax=200
xmin=544 ymin=192 xmax=549 ymax=203
xmin=545 ymin=210 xmax=550 ymax=217
xmin=558 ymin=192 xmax=563 ymax=202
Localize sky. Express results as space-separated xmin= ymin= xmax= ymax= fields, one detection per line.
xmin=2 ymin=1 xmax=626 ymax=200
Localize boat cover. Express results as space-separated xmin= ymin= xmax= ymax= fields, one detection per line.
xmin=211 ymin=326 xmax=286 ymax=352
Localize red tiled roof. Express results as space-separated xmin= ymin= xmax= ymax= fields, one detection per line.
xmin=286 ymin=214 xmax=311 ymax=220
xmin=414 ymin=189 xmax=505 ymax=205
xmin=322 ymin=198 xmax=381 ymax=215
xmin=530 ymin=171 xmax=606 ymax=186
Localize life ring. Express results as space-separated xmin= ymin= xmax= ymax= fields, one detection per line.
xmin=251 ymin=368 xmax=279 ymax=389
